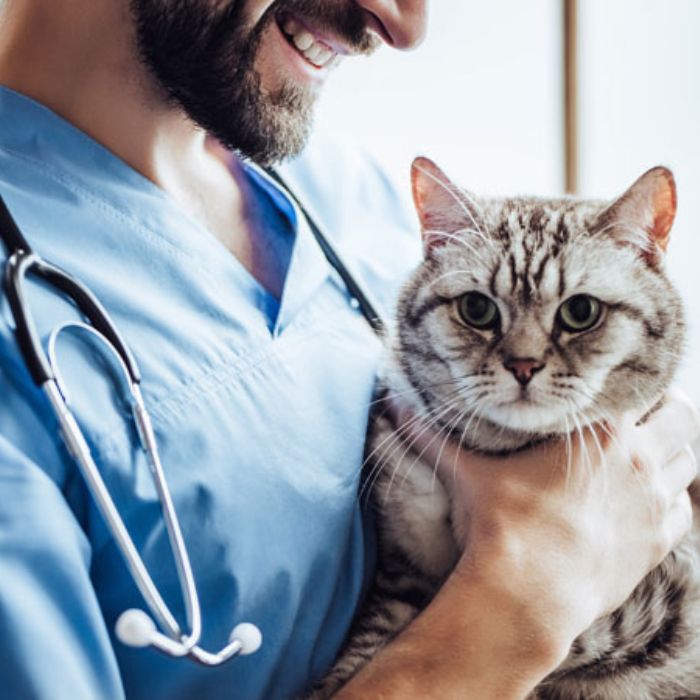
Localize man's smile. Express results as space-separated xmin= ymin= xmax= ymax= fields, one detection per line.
xmin=277 ymin=12 xmax=343 ymax=70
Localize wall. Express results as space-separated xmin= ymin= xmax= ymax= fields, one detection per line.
xmin=578 ymin=0 xmax=700 ymax=399
xmin=315 ymin=0 xmax=563 ymax=196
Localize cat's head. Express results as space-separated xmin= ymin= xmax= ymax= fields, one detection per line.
xmin=392 ymin=157 xmax=685 ymax=448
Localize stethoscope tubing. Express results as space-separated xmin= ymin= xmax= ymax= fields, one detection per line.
xmin=42 ymin=376 xmax=200 ymax=647
xmin=0 ymin=196 xmax=207 ymax=658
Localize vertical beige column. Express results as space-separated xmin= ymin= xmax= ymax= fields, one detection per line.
xmin=564 ymin=0 xmax=578 ymax=195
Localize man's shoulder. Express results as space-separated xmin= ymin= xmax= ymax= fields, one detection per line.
xmin=279 ymin=130 xmax=422 ymax=312
xmin=281 ymin=130 xmax=415 ymax=229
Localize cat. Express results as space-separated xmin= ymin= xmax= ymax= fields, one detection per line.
xmin=308 ymin=157 xmax=700 ymax=699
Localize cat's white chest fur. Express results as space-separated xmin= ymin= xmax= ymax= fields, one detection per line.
xmin=371 ymin=414 xmax=460 ymax=578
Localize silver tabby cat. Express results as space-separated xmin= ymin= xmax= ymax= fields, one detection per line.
xmin=309 ymin=157 xmax=700 ymax=700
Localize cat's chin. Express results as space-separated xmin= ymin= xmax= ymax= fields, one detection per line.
xmin=482 ymin=401 xmax=570 ymax=435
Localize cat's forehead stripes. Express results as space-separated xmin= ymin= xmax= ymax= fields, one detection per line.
xmin=485 ymin=201 xmax=585 ymax=306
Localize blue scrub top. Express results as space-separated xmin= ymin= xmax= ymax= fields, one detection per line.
xmin=0 ymin=86 xmax=420 ymax=699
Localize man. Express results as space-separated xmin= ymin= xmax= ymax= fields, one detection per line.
xmin=0 ymin=1 xmax=697 ymax=699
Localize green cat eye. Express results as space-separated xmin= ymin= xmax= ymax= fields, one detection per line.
xmin=457 ymin=292 xmax=500 ymax=330
xmin=558 ymin=295 xmax=602 ymax=333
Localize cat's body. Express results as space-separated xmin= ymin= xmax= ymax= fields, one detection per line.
xmin=308 ymin=160 xmax=700 ymax=699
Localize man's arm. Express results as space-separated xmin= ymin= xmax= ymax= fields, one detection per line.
xmin=0 ymin=435 xmax=126 ymax=700
xmin=337 ymin=392 xmax=699 ymax=699
xmin=336 ymin=570 xmax=565 ymax=699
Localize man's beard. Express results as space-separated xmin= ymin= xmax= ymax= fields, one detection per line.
xmin=129 ymin=0 xmax=379 ymax=165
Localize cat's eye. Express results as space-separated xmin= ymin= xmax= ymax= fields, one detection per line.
xmin=457 ymin=292 xmax=499 ymax=330
xmin=558 ymin=295 xmax=602 ymax=333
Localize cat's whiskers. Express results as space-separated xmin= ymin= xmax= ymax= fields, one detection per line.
xmin=562 ymin=411 xmax=574 ymax=483
xmin=381 ymin=396 xmax=469 ymax=502
xmin=559 ymin=387 xmax=623 ymax=503
xmin=360 ymin=396 xmax=462 ymax=503
xmin=363 ymin=382 xmax=476 ymax=500
xmin=446 ymin=393 xmax=493 ymax=488
xmin=360 ymin=372 xmax=494 ymax=495
xmin=570 ymin=412 xmax=593 ymax=475
xmin=365 ymin=375 xmax=480 ymax=409
xmin=583 ymin=415 xmax=613 ymax=499
xmin=465 ymin=390 xmax=494 ymax=450
xmin=421 ymin=402 xmax=473 ymax=496
xmin=378 ymin=381 xmax=491 ymax=501
xmin=577 ymin=411 xmax=609 ymax=467
xmin=428 ymin=388 xmax=493 ymax=494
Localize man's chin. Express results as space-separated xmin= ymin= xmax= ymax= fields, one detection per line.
xmin=130 ymin=0 xmax=317 ymax=166
xmin=211 ymin=91 xmax=315 ymax=166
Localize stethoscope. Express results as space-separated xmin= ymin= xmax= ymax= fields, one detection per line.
xmin=0 ymin=167 xmax=385 ymax=666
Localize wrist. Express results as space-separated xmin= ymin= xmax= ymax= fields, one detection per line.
xmin=448 ymin=560 xmax=576 ymax=674
xmin=337 ymin=565 xmax=571 ymax=700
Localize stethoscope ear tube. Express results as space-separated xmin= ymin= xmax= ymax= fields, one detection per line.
xmin=1 ymin=195 xmax=142 ymax=387
xmin=264 ymin=168 xmax=387 ymax=337
xmin=4 ymin=251 xmax=55 ymax=385
xmin=0 ymin=194 xmax=32 ymax=255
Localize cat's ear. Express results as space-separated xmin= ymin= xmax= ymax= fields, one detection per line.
xmin=411 ymin=156 xmax=482 ymax=256
xmin=595 ymin=166 xmax=677 ymax=264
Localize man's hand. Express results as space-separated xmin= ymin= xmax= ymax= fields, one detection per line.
xmin=338 ymin=391 xmax=699 ymax=699
xmin=421 ymin=389 xmax=699 ymax=651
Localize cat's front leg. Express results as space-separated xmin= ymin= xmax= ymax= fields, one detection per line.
xmin=369 ymin=412 xmax=461 ymax=578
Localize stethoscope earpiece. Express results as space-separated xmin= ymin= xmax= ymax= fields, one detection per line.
xmin=230 ymin=623 xmax=263 ymax=656
xmin=115 ymin=609 xmax=157 ymax=648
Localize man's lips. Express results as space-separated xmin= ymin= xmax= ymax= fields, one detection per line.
xmin=276 ymin=11 xmax=359 ymax=69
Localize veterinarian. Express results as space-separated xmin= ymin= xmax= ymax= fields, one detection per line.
xmin=0 ymin=1 xmax=697 ymax=698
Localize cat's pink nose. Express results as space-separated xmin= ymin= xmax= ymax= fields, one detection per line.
xmin=503 ymin=358 xmax=546 ymax=386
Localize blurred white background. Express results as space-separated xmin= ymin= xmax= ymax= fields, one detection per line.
xmin=317 ymin=0 xmax=563 ymax=195
xmin=316 ymin=0 xmax=700 ymax=400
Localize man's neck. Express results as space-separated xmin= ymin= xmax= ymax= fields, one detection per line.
xmin=0 ymin=0 xmax=242 ymax=210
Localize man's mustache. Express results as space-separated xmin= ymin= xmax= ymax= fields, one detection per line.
xmin=265 ymin=0 xmax=381 ymax=55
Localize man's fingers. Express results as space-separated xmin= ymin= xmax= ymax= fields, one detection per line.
xmin=664 ymin=490 xmax=694 ymax=556
xmin=661 ymin=446 xmax=698 ymax=499
xmin=636 ymin=390 xmax=700 ymax=468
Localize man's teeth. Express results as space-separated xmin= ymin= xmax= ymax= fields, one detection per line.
xmin=282 ymin=16 xmax=336 ymax=68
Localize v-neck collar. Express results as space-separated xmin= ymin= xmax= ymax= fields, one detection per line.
xmin=0 ymin=86 xmax=333 ymax=339
xmin=242 ymin=163 xmax=331 ymax=337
